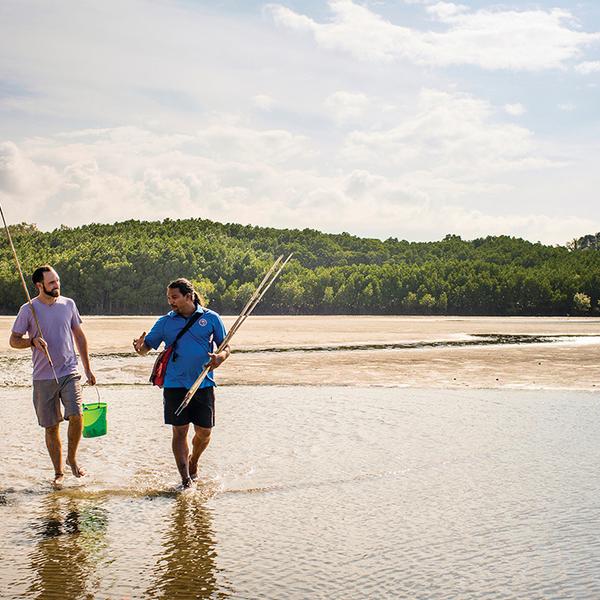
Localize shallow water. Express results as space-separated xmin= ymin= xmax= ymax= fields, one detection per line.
xmin=2 ymin=386 xmax=600 ymax=598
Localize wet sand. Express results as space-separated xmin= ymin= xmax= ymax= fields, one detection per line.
xmin=1 ymin=315 xmax=599 ymax=390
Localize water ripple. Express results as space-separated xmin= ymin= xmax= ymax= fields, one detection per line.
xmin=3 ymin=387 xmax=600 ymax=598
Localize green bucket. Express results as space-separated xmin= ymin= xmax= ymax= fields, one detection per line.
xmin=83 ymin=390 xmax=107 ymax=438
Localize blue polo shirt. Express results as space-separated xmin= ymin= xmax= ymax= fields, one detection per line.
xmin=144 ymin=306 xmax=227 ymax=389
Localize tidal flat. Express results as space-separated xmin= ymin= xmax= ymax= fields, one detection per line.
xmin=2 ymin=315 xmax=600 ymax=389
xmin=1 ymin=316 xmax=600 ymax=598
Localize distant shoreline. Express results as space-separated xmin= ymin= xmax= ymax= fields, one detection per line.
xmin=2 ymin=315 xmax=599 ymax=391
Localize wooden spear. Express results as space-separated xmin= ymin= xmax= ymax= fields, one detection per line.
xmin=0 ymin=204 xmax=59 ymax=383
xmin=175 ymin=253 xmax=293 ymax=416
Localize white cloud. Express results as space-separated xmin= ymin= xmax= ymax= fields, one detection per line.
xmin=324 ymin=91 xmax=370 ymax=124
xmin=575 ymin=60 xmax=600 ymax=74
xmin=504 ymin=103 xmax=526 ymax=116
xmin=0 ymin=0 xmax=328 ymax=137
xmin=253 ymin=94 xmax=276 ymax=111
xmin=0 ymin=142 xmax=61 ymax=220
xmin=1 ymin=123 xmax=325 ymax=231
xmin=558 ymin=103 xmax=576 ymax=111
xmin=2 ymin=88 xmax=595 ymax=245
xmin=426 ymin=3 xmax=468 ymax=20
xmin=1 ymin=1 xmax=598 ymax=245
xmin=268 ymin=1 xmax=600 ymax=71
xmin=269 ymin=1 xmax=404 ymax=63
xmin=341 ymin=89 xmax=559 ymax=180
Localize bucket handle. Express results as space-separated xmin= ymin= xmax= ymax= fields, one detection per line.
xmin=83 ymin=385 xmax=102 ymax=409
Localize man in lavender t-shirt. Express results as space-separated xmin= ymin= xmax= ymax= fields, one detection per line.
xmin=10 ymin=265 xmax=96 ymax=488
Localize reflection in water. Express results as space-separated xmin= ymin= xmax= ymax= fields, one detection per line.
xmin=6 ymin=386 xmax=600 ymax=598
xmin=27 ymin=495 xmax=108 ymax=600
xmin=147 ymin=493 xmax=229 ymax=600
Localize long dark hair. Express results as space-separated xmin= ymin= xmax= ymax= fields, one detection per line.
xmin=168 ymin=278 xmax=202 ymax=306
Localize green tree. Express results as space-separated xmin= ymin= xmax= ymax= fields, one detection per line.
xmin=1 ymin=218 xmax=598 ymax=316
xmin=573 ymin=292 xmax=592 ymax=315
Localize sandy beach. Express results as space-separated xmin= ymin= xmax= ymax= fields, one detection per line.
xmin=2 ymin=315 xmax=599 ymax=390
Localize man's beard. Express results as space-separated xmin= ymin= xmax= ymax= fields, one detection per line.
xmin=42 ymin=284 xmax=59 ymax=298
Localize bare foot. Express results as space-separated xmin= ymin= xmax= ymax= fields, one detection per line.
xmin=181 ymin=477 xmax=194 ymax=489
xmin=52 ymin=472 xmax=65 ymax=488
xmin=66 ymin=459 xmax=87 ymax=478
xmin=189 ymin=455 xmax=199 ymax=481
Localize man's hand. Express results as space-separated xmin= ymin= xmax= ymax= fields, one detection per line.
xmin=9 ymin=332 xmax=47 ymax=351
xmin=208 ymin=347 xmax=230 ymax=370
xmin=84 ymin=368 xmax=97 ymax=386
xmin=133 ymin=332 xmax=148 ymax=355
xmin=31 ymin=337 xmax=48 ymax=352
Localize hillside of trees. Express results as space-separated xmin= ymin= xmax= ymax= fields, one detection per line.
xmin=0 ymin=219 xmax=598 ymax=316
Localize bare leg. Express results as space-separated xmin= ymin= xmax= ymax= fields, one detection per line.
xmin=65 ymin=415 xmax=86 ymax=477
xmin=189 ymin=426 xmax=211 ymax=480
xmin=172 ymin=425 xmax=193 ymax=487
xmin=45 ymin=424 xmax=64 ymax=487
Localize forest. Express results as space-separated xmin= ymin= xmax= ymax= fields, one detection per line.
xmin=1 ymin=219 xmax=599 ymax=316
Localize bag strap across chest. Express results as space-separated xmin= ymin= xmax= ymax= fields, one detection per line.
xmin=171 ymin=311 xmax=203 ymax=362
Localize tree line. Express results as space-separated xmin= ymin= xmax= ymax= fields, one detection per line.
xmin=0 ymin=219 xmax=598 ymax=316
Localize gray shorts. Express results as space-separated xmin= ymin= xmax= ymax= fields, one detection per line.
xmin=32 ymin=374 xmax=83 ymax=428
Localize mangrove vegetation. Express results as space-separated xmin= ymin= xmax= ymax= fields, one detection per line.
xmin=1 ymin=219 xmax=599 ymax=316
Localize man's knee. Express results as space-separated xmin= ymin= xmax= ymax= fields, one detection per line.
xmin=193 ymin=427 xmax=211 ymax=442
xmin=45 ymin=424 xmax=60 ymax=436
xmin=172 ymin=425 xmax=189 ymax=439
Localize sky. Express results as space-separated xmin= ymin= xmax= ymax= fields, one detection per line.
xmin=0 ymin=0 xmax=599 ymax=244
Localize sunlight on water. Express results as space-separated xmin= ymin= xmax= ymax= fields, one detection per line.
xmin=2 ymin=386 xmax=600 ymax=598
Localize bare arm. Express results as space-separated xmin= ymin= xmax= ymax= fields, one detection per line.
xmin=10 ymin=331 xmax=47 ymax=351
xmin=72 ymin=324 xmax=96 ymax=385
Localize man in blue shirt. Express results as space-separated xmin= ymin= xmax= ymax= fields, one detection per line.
xmin=133 ymin=278 xmax=230 ymax=488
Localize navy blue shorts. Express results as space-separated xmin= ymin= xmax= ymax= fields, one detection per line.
xmin=163 ymin=387 xmax=215 ymax=428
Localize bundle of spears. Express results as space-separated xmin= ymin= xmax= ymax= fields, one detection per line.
xmin=175 ymin=252 xmax=293 ymax=416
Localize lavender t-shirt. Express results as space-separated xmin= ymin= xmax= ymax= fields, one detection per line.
xmin=12 ymin=296 xmax=82 ymax=381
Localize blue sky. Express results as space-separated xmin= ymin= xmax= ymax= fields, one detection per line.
xmin=1 ymin=0 xmax=599 ymax=244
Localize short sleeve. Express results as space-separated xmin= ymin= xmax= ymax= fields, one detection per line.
xmin=70 ymin=300 xmax=83 ymax=328
xmin=12 ymin=304 xmax=32 ymax=336
xmin=145 ymin=317 xmax=166 ymax=350
xmin=211 ymin=314 xmax=227 ymax=348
